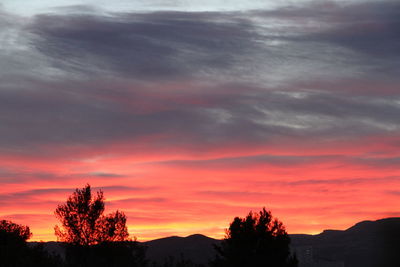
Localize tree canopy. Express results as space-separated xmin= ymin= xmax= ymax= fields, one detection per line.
xmin=212 ymin=207 xmax=297 ymax=267
xmin=54 ymin=184 xmax=129 ymax=245
xmin=0 ymin=219 xmax=32 ymax=242
xmin=0 ymin=220 xmax=61 ymax=267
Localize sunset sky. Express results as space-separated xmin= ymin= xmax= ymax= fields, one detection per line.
xmin=0 ymin=0 xmax=400 ymax=242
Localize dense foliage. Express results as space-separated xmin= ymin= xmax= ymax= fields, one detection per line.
xmin=0 ymin=220 xmax=61 ymax=267
xmin=54 ymin=184 xmax=129 ymax=245
xmin=211 ymin=208 xmax=297 ymax=267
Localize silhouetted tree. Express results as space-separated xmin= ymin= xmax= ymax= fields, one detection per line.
xmin=0 ymin=220 xmax=61 ymax=267
xmin=54 ymin=184 xmax=129 ymax=245
xmin=55 ymin=184 xmax=148 ymax=267
xmin=0 ymin=219 xmax=31 ymax=241
xmin=0 ymin=219 xmax=32 ymax=266
xmin=211 ymin=208 xmax=298 ymax=267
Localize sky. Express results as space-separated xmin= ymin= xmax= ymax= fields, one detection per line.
xmin=0 ymin=0 xmax=400 ymax=241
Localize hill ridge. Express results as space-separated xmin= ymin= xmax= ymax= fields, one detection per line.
xmin=29 ymin=217 xmax=400 ymax=267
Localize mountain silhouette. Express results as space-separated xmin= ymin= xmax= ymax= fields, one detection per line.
xmin=291 ymin=217 xmax=400 ymax=267
xmin=145 ymin=234 xmax=220 ymax=265
xmin=29 ymin=218 xmax=400 ymax=267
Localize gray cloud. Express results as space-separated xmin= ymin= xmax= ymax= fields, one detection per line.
xmin=111 ymin=197 xmax=167 ymax=204
xmin=154 ymin=154 xmax=337 ymax=168
xmin=282 ymin=176 xmax=400 ymax=186
xmin=148 ymin=152 xmax=400 ymax=171
xmin=2 ymin=78 xmax=400 ymax=157
xmin=386 ymin=191 xmax=400 ymax=196
xmin=0 ymin=1 xmax=399 ymax=158
xmin=29 ymin=11 xmax=259 ymax=80
xmin=0 ymin=168 xmax=126 ymax=183
xmin=255 ymin=1 xmax=400 ymax=73
xmin=307 ymin=1 xmax=400 ymax=58
xmin=198 ymin=190 xmax=270 ymax=197
xmin=0 ymin=185 xmax=156 ymax=206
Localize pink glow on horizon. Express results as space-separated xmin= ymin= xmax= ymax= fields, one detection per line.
xmin=1 ymin=0 xmax=399 ymax=245
xmin=1 ymin=134 xmax=400 ymax=242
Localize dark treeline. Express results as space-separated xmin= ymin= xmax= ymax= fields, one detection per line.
xmin=0 ymin=220 xmax=63 ymax=267
xmin=0 ymin=185 xmax=297 ymax=267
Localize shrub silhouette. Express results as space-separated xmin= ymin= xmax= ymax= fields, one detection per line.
xmin=54 ymin=184 xmax=129 ymax=245
xmin=0 ymin=219 xmax=32 ymax=267
xmin=0 ymin=219 xmax=31 ymax=241
xmin=0 ymin=219 xmax=61 ymax=267
xmin=211 ymin=208 xmax=298 ymax=267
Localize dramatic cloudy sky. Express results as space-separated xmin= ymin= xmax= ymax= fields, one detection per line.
xmin=1 ymin=0 xmax=400 ymax=241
